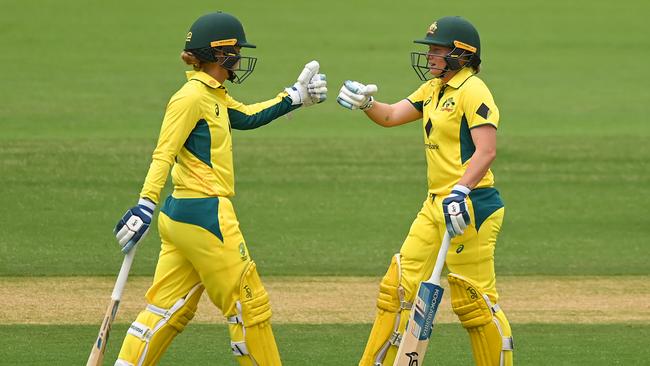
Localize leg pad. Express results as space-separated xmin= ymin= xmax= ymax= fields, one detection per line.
xmin=448 ymin=273 xmax=513 ymax=366
xmin=360 ymin=254 xmax=411 ymax=366
xmin=116 ymin=284 xmax=204 ymax=366
xmin=227 ymin=261 xmax=281 ymax=366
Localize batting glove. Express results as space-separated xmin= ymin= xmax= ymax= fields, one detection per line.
xmin=336 ymin=80 xmax=378 ymax=110
xmin=307 ymin=73 xmax=327 ymax=104
xmin=442 ymin=185 xmax=472 ymax=238
xmin=114 ymin=198 xmax=155 ymax=254
xmin=285 ymin=60 xmax=325 ymax=107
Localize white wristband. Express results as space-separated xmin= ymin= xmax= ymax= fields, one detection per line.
xmin=452 ymin=184 xmax=471 ymax=196
xmin=138 ymin=198 xmax=156 ymax=211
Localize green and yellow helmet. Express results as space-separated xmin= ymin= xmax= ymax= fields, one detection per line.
xmin=184 ymin=12 xmax=257 ymax=83
xmin=411 ymin=16 xmax=481 ymax=81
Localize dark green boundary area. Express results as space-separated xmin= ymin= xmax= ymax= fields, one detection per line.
xmin=1 ymin=323 xmax=647 ymax=365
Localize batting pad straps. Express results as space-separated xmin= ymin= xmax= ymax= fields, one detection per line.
xmin=114 ymin=359 xmax=135 ymax=366
xmin=145 ymin=283 xmax=203 ymax=332
xmin=127 ymin=321 xmax=153 ymax=342
xmin=377 ymin=254 xmax=411 ymax=312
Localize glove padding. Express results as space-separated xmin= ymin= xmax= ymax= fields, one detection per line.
xmin=285 ymin=60 xmax=327 ymax=106
xmin=308 ymin=74 xmax=327 ymax=104
xmin=114 ymin=198 xmax=155 ymax=254
xmin=442 ymin=185 xmax=472 ymax=238
xmin=336 ymin=80 xmax=378 ymax=110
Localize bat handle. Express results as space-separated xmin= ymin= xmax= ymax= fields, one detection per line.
xmin=111 ymin=248 xmax=136 ymax=301
xmin=430 ymin=232 xmax=451 ymax=284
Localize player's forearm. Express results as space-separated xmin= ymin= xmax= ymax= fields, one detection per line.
xmin=139 ymin=157 xmax=173 ymax=204
xmin=363 ymin=101 xmax=393 ymax=127
xmin=458 ymin=148 xmax=496 ymax=189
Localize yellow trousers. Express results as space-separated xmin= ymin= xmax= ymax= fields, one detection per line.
xmin=116 ymin=196 xmax=281 ymax=365
xmin=360 ymin=188 xmax=511 ymax=365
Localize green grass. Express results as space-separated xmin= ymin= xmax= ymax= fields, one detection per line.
xmin=1 ymin=135 xmax=649 ymax=276
xmin=1 ymin=323 xmax=648 ymax=365
xmin=2 ymin=0 xmax=649 ymax=277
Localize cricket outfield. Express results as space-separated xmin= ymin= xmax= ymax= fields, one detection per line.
xmin=1 ymin=0 xmax=649 ymax=364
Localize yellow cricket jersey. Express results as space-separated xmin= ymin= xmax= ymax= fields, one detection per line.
xmin=139 ymin=71 xmax=298 ymax=204
xmin=407 ymin=67 xmax=500 ymax=195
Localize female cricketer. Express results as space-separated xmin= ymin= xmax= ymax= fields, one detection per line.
xmin=337 ymin=16 xmax=514 ymax=366
xmin=112 ymin=12 xmax=327 ymax=366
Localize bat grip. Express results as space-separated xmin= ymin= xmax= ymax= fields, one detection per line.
xmin=430 ymin=232 xmax=451 ymax=285
xmin=111 ymin=248 xmax=136 ymax=301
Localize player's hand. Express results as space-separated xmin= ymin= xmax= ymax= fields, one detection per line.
xmin=114 ymin=198 xmax=155 ymax=254
xmin=336 ymin=80 xmax=377 ymax=110
xmin=442 ymin=185 xmax=471 ymax=238
xmin=285 ymin=60 xmax=324 ymax=107
xmin=307 ymin=73 xmax=327 ymax=104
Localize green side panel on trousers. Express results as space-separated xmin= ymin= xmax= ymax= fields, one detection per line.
xmin=184 ymin=119 xmax=212 ymax=167
xmin=468 ymin=187 xmax=504 ymax=230
xmin=161 ymin=196 xmax=223 ymax=242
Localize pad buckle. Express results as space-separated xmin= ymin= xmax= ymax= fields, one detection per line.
xmin=231 ymin=340 xmax=250 ymax=356
xmin=388 ymin=331 xmax=402 ymax=346
xmin=398 ymin=287 xmax=412 ymax=310
xmin=503 ymin=336 xmax=514 ymax=351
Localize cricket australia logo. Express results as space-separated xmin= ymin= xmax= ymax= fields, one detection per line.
xmin=239 ymin=242 xmax=248 ymax=261
xmin=427 ymin=22 xmax=437 ymax=35
xmin=440 ymin=97 xmax=455 ymax=112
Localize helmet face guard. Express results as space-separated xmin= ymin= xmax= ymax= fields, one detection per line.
xmin=186 ymin=43 xmax=257 ymax=84
xmin=411 ymin=43 xmax=478 ymax=81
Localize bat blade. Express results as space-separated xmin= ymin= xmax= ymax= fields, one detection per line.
xmin=86 ymin=299 xmax=121 ymax=366
xmin=393 ymin=282 xmax=444 ymax=366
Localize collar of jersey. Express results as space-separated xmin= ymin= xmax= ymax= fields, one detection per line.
xmin=186 ymin=71 xmax=225 ymax=89
xmin=446 ymin=67 xmax=475 ymax=89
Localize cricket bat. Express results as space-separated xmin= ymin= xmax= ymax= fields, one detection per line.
xmin=86 ymin=249 xmax=137 ymax=366
xmin=393 ymin=232 xmax=451 ymax=366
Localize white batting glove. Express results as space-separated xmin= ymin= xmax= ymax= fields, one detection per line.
xmin=114 ymin=198 xmax=156 ymax=254
xmin=442 ymin=185 xmax=472 ymax=238
xmin=285 ymin=60 xmax=323 ymax=107
xmin=336 ymin=80 xmax=378 ymax=110
xmin=307 ymin=73 xmax=327 ymax=104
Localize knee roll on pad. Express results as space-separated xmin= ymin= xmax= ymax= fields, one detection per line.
xmin=360 ymin=254 xmax=412 ymax=366
xmin=448 ymin=273 xmax=513 ymax=366
xmin=117 ymin=284 xmax=204 ymax=366
xmin=377 ymin=254 xmax=408 ymax=313
xmin=228 ymin=261 xmax=281 ymax=366
xmin=239 ymin=261 xmax=272 ymax=326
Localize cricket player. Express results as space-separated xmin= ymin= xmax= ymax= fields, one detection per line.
xmin=337 ymin=16 xmax=514 ymax=366
xmin=112 ymin=12 xmax=327 ymax=366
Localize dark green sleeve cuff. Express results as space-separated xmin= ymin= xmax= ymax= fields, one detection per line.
xmin=228 ymin=96 xmax=299 ymax=130
xmin=407 ymin=98 xmax=423 ymax=112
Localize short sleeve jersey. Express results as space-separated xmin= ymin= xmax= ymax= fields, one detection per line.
xmin=139 ymin=71 xmax=297 ymax=203
xmin=407 ymin=67 xmax=500 ymax=195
